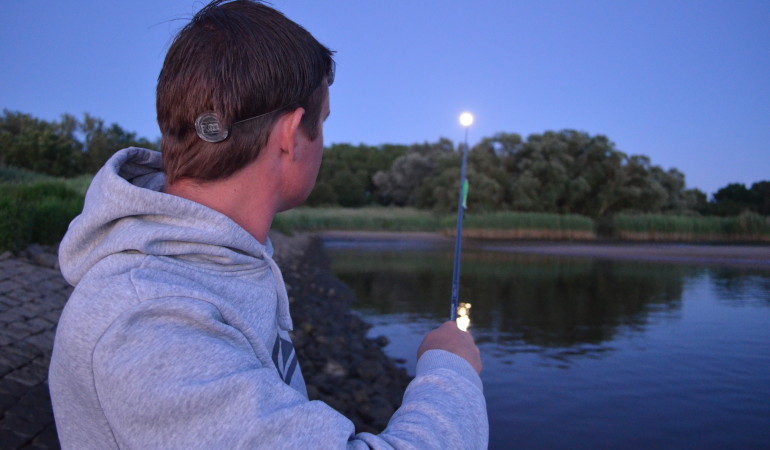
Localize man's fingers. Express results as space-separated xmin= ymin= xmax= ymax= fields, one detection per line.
xmin=417 ymin=321 xmax=483 ymax=374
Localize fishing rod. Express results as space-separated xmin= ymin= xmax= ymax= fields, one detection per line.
xmin=450 ymin=112 xmax=474 ymax=331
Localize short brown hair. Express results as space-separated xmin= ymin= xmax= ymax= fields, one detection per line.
xmin=157 ymin=0 xmax=334 ymax=184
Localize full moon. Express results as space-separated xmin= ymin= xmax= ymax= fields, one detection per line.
xmin=459 ymin=112 xmax=474 ymax=127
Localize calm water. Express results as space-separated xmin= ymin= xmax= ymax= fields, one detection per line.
xmin=324 ymin=240 xmax=770 ymax=449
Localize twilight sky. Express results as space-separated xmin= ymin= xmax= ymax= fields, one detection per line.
xmin=2 ymin=0 xmax=768 ymax=196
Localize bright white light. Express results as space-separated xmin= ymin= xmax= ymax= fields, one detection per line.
xmin=459 ymin=112 xmax=474 ymax=127
xmin=456 ymin=315 xmax=470 ymax=332
xmin=456 ymin=302 xmax=472 ymax=332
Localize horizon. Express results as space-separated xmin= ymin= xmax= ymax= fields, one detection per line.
xmin=2 ymin=0 xmax=768 ymax=196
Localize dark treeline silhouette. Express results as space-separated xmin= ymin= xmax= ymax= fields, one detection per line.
xmin=1 ymin=110 xmax=766 ymax=219
xmin=709 ymin=182 xmax=770 ymax=217
xmin=310 ymin=131 xmax=768 ymax=219
xmin=0 ymin=109 xmax=158 ymax=177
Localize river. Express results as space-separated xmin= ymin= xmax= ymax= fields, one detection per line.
xmin=323 ymin=237 xmax=770 ymax=449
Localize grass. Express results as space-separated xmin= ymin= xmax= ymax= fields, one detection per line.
xmin=0 ymin=175 xmax=85 ymax=252
xmin=274 ymin=207 xmax=444 ymax=234
xmin=61 ymin=174 xmax=93 ymax=196
xmin=611 ymin=213 xmax=770 ymax=241
xmin=278 ymin=208 xmax=769 ymax=242
xmin=275 ymin=208 xmax=596 ymax=239
xmin=458 ymin=211 xmax=594 ymax=231
xmin=445 ymin=211 xmax=596 ymax=240
xmin=0 ymin=166 xmax=91 ymax=195
xmin=0 ymin=166 xmax=54 ymax=183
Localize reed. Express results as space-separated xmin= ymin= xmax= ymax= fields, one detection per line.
xmin=448 ymin=211 xmax=595 ymax=240
xmin=612 ymin=213 xmax=770 ymax=241
xmin=273 ymin=207 xmax=444 ymax=234
xmin=276 ymin=208 xmax=596 ymax=240
xmin=459 ymin=211 xmax=593 ymax=231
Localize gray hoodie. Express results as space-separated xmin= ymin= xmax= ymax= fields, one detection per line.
xmin=49 ymin=147 xmax=488 ymax=449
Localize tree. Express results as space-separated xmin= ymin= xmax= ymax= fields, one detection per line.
xmin=681 ymin=188 xmax=709 ymax=214
xmin=372 ymin=139 xmax=454 ymax=206
xmin=0 ymin=109 xmax=156 ymax=176
xmin=749 ymin=181 xmax=770 ymax=216
xmin=310 ymin=143 xmax=407 ymax=207
xmin=80 ymin=114 xmax=157 ymax=172
xmin=402 ymin=129 xmax=698 ymax=218
xmin=711 ymin=183 xmax=753 ymax=216
xmin=0 ymin=110 xmax=82 ymax=176
xmin=415 ymin=161 xmax=458 ymax=211
xmin=305 ymin=180 xmax=337 ymax=206
xmin=329 ymin=170 xmax=367 ymax=207
xmin=615 ymin=155 xmax=667 ymax=213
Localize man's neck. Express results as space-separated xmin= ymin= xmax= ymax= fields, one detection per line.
xmin=164 ymin=169 xmax=277 ymax=245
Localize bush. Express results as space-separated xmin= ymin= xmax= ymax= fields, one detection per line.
xmin=3 ymin=180 xmax=77 ymax=201
xmin=30 ymin=196 xmax=84 ymax=245
xmin=62 ymin=174 xmax=93 ymax=196
xmin=0 ymin=166 xmax=54 ymax=183
xmin=0 ymin=180 xmax=84 ymax=252
xmin=0 ymin=196 xmax=33 ymax=252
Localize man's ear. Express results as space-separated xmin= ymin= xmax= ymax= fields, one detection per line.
xmin=275 ymin=107 xmax=305 ymax=160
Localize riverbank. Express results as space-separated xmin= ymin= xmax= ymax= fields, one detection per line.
xmin=0 ymin=233 xmax=412 ymax=447
xmin=270 ymin=232 xmax=412 ymax=433
xmin=2 ymin=231 xmax=766 ymax=446
xmin=319 ymin=230 xmax=770 ymax=269
xmin=272 ymin=207 xmax=770 ymax=244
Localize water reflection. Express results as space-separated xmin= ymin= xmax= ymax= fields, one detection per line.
xmin=328 ymin=248 xmax=701 ymax=352
xmin=324 ymin=242 xmax=770 ymax=448
xmin=710 ymin=268 xmax=770 ymax=306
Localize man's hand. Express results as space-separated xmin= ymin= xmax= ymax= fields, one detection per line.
xmin=417 ymin=321 xmax=482 ymax=374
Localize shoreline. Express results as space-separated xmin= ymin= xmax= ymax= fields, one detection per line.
xmin=319 ymin=230 xmax=770 ymax=269
xmin=0 ymin=236 xmax=413 ymax=443
xmin=269 ymin=232 xmax=412 ymax=433
xmin=2 ymin=231 xmax=766 ymax=445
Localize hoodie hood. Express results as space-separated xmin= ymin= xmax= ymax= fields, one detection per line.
xmin=59 ymin=147 xmax=292 ymax=329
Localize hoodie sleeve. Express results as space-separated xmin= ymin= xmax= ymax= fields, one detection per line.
xmin=93 ymin=297 xmax=488 ymax=449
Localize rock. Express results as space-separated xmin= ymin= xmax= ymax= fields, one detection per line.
xmin=375 ymin=335 xmax=390 ymax=347
xmin=32 ymin=252 xmax=59 ymax=270
xmin=20 ymin=244 xmax=60 ymax=269
xmin=323 ymin=360 xmax=348 ymax=378
xmin=355 ymin=359 xmax=382 ymax=381
xmin=353 ymin=389 xmax=369 ymax=404
xmin=275 ymin=231 xmax=412 ymax=434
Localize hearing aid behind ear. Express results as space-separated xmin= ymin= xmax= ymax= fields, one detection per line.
xmin=195 ymin=112 xmax=229 ymax=143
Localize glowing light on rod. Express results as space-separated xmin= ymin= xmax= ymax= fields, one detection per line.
xmin=459 ymin=112 xmax=474 ymax=127
xmin=456 ymin=302 xmax=472 ymax=332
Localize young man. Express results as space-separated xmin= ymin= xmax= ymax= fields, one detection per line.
xmin=49 ymin=1 xmax=487 ymax=448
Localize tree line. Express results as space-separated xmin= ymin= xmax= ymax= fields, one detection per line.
xmin=0 ymin=109 xmax=157 ymax=177
xmin=2 ymin=110 xmax=766 ymax=218
xmin=309 ymin=130 xmax=768 ymax=218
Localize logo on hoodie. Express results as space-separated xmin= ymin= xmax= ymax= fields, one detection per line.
xmin=272 ymin=335 xmax=298 ymax=385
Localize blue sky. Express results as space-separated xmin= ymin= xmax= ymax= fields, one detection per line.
xmin=2 ymin=1 xmax=768 ymax=196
